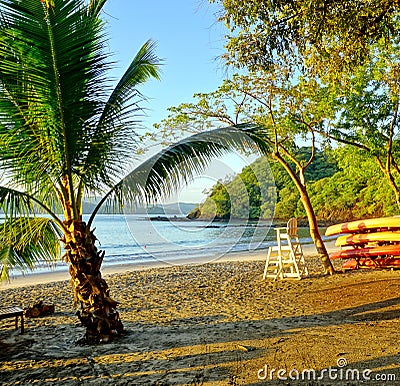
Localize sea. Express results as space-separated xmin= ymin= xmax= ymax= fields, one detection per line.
xmin=3 ymin=214 xmax=331 ymax=277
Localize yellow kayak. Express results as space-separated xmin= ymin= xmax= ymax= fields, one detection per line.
xmin=335 ymin=231 xmax=400 ymax=247
xmin=325 ymin=216 xmax=400 ymax=236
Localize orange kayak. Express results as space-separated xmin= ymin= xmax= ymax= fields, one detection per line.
xmin=325 ymin=216 xmax=400 ymax=236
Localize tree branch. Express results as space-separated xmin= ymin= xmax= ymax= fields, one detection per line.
xmin=386 ymin=97 xmax=399 ymax=171
xmin=312 ymin=126 xmax=372 ymax=152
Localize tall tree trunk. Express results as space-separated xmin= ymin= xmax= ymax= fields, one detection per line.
xmin=373 ymin=156 xmax=400 ymax=211
xmin=62 ymin=220 xmax=123 ymax=343
xmin=273 ymin=153 xmax=335 ymax=275
xmin=298 ymin=186 xmax=335 ymax=275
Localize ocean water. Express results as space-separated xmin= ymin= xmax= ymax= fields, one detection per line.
xmin=4 ymin=214 xmax=327 ymax=276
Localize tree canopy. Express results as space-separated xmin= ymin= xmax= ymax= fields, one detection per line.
xmin=212 ymin=0 xmax=400 ymax=76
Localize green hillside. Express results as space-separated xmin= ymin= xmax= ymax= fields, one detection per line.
xmin=189 ymin=146 xmax=398 ymax=222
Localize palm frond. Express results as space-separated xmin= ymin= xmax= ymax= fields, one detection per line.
xmin=100 ymin=39 xmax=161 ymax=127
xmin=88 ymin=123 xmax=264 ymax=226
xmin=0 ymin=217 xmax=63 ymax=280
xmin=0 ymin=185 xmax=34 ymax=218
xmin=0 ymin=0 xmax=110 ymax=185
xmin=81 ymin=40 xmax=162 ymax=190
xmin=0 ymin=185 xmax=64 ymax=228
xmin=88 ymin=0 xmax=107 ymax=16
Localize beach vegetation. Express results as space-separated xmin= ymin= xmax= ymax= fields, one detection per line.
xmin=212 ymin=0 xmax=400 ymax=210
xmin=199 ymin=157 xmax=276 ymax=220
xmin=211 ymin=0 xmax=400 ymax=78
xmin=196 ymin=145 xmax=398 ymax=222
xmin=0 ymin=0 xmax=264 ymax=343
xmin=312 ymin=39 xmax=400 ymax=210
xmin=195 ymin=0 xmax=400 ymax=273
xmin=309 ymin=146 xmax=398 ymax=220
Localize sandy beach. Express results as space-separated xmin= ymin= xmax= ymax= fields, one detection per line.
xmin=1 ymin=243 xmax=400 ymax=385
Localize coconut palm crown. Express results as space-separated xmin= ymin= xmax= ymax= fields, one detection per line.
xmin=0 ymin=0 xmax=263 ymax=343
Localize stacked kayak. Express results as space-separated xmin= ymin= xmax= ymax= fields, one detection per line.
xmin=325 ymin=216 xmax=400 ymax=269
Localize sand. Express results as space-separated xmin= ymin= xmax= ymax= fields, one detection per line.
xmin=0 ymin=243 xmax=400 ymax=385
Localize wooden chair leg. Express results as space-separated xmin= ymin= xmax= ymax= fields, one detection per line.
xmin=13 ymin=314 xmax=24 ymax=334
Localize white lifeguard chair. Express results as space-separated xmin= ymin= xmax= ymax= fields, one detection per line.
xmin=263 ymin=218 xmax=309 ymax=280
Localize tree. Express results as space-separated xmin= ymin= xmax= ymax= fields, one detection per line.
xmin=313 ymin=40 xmax=400 ymax=210
xmin=211 ymin=0 xmax=400 ymax=76
xmin=197 ymin=157 xmax=276 ymax=220
xmin=0 ymin=0 xmax=263 ymax=343
xmin=158 ymin=71 xmax=335 ymax=274
xmin=201 ymin=180 xmax=231 ymax=219
xmin=213 ymin=0 xmax=400 ymax=215
xmin=213 ymin=0 xmax=400 ymax=212
xmin=199 ymin=144 xmax=397 ymax=222
xmin=309 ymin=146 xmax=398 ymax=221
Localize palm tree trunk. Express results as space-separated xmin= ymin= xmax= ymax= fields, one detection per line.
xmin=62 ymin=220 xmax=123 ymax=343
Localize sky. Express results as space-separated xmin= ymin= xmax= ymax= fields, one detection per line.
xmin=103 ymin=0 xmax=227 ymax=128
xmin=102 ymin=1 xmax=257 ymax=204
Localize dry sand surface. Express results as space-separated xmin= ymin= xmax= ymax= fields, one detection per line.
xmin=0 ymin=249 xmax=400 ymax=385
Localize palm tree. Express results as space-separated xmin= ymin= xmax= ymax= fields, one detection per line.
xmin=0 ymin=0 xmax=261 ymax=343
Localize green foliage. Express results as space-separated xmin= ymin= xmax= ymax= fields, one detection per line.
xmin=201 ymin=181 xmax=231 ymax=219
xmin=0 ymin=217 xmax=62 ymax=280
xmin=326 ymin=40 xmax=400 ymax=150
xmin=195 ymin=156 xmax=276 ymax=219
xmin=196 ymin=145 xmax=398 ymax=221
xmin=297 ymin=147 xmax=338 ymax=182
xmin=209 ymin=1 xmax=400 ymax=210
xmin=213 ymin=0 xmax=400 ymax=78
xmin=310 ymin=146 xmax=398 ymax=221
xmin=274 ymin=186 xmax=299 ymax=220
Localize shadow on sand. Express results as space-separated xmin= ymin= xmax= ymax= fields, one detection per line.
xmin=1 ymin=291 xmax=399 ymax=385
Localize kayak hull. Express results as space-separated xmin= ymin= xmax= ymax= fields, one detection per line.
xmin=325 ymin=216 xmax=400 ymax=236
xmin=335 ymin=231 xmax=400 ymax=247
xmin=330 ymin=244 xmax=400 ymax=259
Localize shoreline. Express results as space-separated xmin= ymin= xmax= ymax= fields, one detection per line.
xmin=0 ymin=241 xmax=339 ymax=290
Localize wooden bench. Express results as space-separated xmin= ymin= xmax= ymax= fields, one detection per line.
xmin=0 ymin=306 xmax=24 ymax=333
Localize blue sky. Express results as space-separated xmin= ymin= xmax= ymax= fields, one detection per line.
xmin=102 ymin=1 xmax=256 ymax=203
xmin=103 ymin=0 xmax=227 ymax=129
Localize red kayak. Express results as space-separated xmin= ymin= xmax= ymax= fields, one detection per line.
xmin=330 ymin=244 xmax=400 ymax=260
